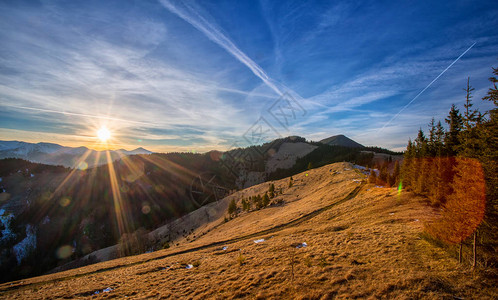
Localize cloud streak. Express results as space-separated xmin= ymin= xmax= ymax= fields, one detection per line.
xmin=159 ymin=0 xmax=284 ymax=96
xmin=377 ymin=42 xmax=477 ymax=133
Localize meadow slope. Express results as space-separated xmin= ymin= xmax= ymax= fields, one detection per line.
xmin=1 ymin=162 xmax=496 ymax=299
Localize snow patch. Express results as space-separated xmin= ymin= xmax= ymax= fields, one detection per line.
xmin=0 ymin=209 xmax=16 ymax=242
xmin=253 ymin=238 xmax=265 ymax=243
xmin=186 ymin=264 xmax=193 ymax=269
xmin=13 ymin=224 xmax=37 ymax=265
xmin=353 ymin=164 xmax=371 ymax=175
xmin=295 ymin=242 xmax=307 ymax=249
xmin=94 ymin=287 xmax=113 ymax=295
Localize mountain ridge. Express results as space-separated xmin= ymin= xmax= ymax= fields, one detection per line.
xmin=0 ymin=140 xmax=153 ymax=168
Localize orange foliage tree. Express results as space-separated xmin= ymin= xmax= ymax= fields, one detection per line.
xmin=425 ymin=158 xmax=486 ymax=263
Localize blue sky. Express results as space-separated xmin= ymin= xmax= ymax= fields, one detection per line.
xmin=0 ymin=0 xmax=497 ymax=152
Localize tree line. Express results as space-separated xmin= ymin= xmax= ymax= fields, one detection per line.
xmin=400 ymin=68 xmax=497 ymax=267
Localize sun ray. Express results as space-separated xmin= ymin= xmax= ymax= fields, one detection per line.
xmin=31 ymin=148 xmax=94 ymax=222
xmin=105 ymin=150 xmax=132 ymax=237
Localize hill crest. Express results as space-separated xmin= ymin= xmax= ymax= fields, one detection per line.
xmin=319 ymin=134 xmax=364 ymax=148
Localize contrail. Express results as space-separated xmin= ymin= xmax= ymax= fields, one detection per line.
xmin=159 ymin=0 xmax=284 ymax=96
xmin=377 ymin=42 xmax=476 ymax=133
xmin=2 ymin=103 xmax=157 ymax=126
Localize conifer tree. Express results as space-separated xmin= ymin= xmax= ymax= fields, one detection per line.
xmin=256 ymin=194 xmax=263 ymax=209
xmin=463 ymin=77 xmax=477 ymax=130
xmin=269 ymin=183 xmax=275 ymax=199
xmin=241 ymin=198 xmax=250 ymax=211
xmin=368 ymin=170 xmax=377 ymax=184
xmin=378 ymin=164 xmax=388 ymax=186
xmin=393 ymin=160 xmax=400 ymax=186
xmin=479 ymin=67 xmax=498 ymax=252
xmin=459 ymin=77 xmax=482 ymax=158
xmin=401 ymin=139 xmax=415 ymax=188
xmin=425 ymin=158 xmax=486 ymax=263
xmin=262 ymin=192 xmax=270 ymax=207
xmin=435 ymin=121 xmax=445 ymax=156
xmin=444 ymin=104 xmax=463 ymax=156
xmin=414 ymin=129 xmax=429 ymax=195
xmin=228 ymin=199 xmax=237 ymax=217
xmin=428 ymin=118 xmax=437 ymax=156
xmin=387 ymin=174 xmax=395 ymax=187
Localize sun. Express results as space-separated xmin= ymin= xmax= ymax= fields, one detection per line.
xmin=97 ymin=126 xmax=111 ymax=142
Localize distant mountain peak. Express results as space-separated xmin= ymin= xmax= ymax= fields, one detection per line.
xmin=319 ymin=135 xmax=364 ymax=148
xmin=0 ymin=140 xmax=153 ymax=167
xmin=129 ymin=147 xmax=153 ymax=154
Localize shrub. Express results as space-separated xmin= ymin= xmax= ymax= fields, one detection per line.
xmin=228 ymin=199 xmax=237 ymax=217
xmin=237 ymin=252 xmax=246 ymax=266
xmin=118 ymin=228 xmax=150 ymax=257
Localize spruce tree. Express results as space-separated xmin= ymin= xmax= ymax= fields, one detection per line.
xmin=444 ymin=104 xmax=463 ymax=155
xmin=479 ymin=67 xmax=498 ymax=253
xmin=463 ymin=77 xmax=477 ymax=130
xmin=262 ymin=192 xmax=270 ymax=207
xmin=269 ymin=183 xmax=275 ymax=199
xmin=428 ymin=118 xmax=437 ymax=156
xmin=228 ymin=199 xmax=237 ymax=217
xmin=256 ymin=194 xmax=263 ymax=209
xmin=393 ymin=160 xmax=400 ymax=186
xmin=368 ymin=170 xmax=377 ymax=184
xmin=401 ymin=139 xmax=415 ymax=188
xmin=458 ymin=77 xmax=484 ymax=158
xmin=414 ymin=129 xmax=429 ymax=194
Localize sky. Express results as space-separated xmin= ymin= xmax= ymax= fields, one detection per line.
xmin=0 ymin=0 xmax=497 ymax=152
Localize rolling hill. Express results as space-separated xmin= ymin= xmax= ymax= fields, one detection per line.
xmin=0 ymin=162 xmax=496 ymax=299
xmin=0 ymin=136 xmax=401 ymax=283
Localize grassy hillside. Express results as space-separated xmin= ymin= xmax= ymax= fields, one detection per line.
xmin=1 ymin=162 xmax=495 ymax=299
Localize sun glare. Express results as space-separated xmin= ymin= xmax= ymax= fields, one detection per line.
xmin=97 ymin=126 xmax=111 ymax=142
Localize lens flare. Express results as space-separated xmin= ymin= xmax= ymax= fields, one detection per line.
xmin=142 ymin=204 xmax=151 ymax=214
xmin=78 ymin=161 xmax=88 ymax=170
xmin=56 ymin=245 xmax=73 ymax=259
xmin=59 ymin=197 xmax=71 ymax=207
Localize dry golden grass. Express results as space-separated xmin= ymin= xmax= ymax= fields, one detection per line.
xmin=1 ymin=162 xmax=496 ymax=299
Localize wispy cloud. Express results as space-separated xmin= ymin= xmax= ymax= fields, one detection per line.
xmin=159 ymin=0 xmax=285 ymax=96
xmin=1 ymin=0 xmax=497 ymax=152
